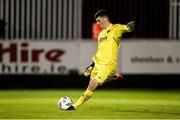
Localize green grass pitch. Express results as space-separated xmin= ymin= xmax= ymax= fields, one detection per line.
xmin=0 ymin=89 xmax=180 ymax=119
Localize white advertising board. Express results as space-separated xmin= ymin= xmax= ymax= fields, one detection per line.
xmin=1 ymin=40 xmax=180 ymax=74
xmin=120 ymin=40 xmax=180 ymax=74
xmin=0 ymin=40 xmax=79 ymax=74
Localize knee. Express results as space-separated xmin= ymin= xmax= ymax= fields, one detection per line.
xmin=87 ymin=79 xmax=100 ymax=91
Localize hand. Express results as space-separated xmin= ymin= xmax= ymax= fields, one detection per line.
xmin=127 ymin=21 xmax=135 ymax=31
xmin=84 ymin=62 xmax=95 ymax=77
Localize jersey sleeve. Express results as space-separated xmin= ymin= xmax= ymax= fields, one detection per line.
xmin=113 ymin=25 xmax=125 ymax=39
xmin=119 ymin=24 xmax=131 ymax=33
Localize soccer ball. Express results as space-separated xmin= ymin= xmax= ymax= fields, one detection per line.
xmin=58 ymin=96 xmax=73 ymax=110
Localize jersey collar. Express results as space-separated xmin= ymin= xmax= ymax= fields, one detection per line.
xmin=104 ymin=23 xmax=113 ymax=31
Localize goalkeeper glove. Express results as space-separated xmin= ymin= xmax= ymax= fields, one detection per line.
xmin=84 ymin=62 xmax=95 ymax=77
xmin=127 ymin=21 xmax=135 ymax=32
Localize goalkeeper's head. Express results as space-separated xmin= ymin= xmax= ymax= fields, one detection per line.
xmin=94 ymin=9 xmax=110 ymax=29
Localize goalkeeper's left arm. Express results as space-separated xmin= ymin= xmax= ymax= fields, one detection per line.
xmin=118 ymin=21 xmax=135 ymax=33
xmin=126 ymin=21 xmax=135 ymax=32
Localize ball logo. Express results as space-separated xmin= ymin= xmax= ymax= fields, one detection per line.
xmin=0 ymin=42 xmax=65 ymax=63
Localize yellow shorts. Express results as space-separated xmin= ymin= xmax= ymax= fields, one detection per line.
xmin=90 ymin=63 xmax=117 ymax=85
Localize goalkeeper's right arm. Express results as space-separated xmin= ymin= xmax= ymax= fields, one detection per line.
xmin=84 ymin=62 xmax=95 ymax=77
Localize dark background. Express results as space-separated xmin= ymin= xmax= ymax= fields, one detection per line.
xmin=1 ymin=74 xmax=180 ymax=89
xmin=82 ymin=0 xmax=169 ymax=38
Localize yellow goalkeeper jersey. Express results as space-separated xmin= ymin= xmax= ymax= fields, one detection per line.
xmin=92 ymin=23 xmax=129 ymax=65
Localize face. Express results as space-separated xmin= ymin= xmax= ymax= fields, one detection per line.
xmin=96 ymin=16 xmax=109 ymax=29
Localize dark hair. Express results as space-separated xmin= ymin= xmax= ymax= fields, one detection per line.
xmin=94 ymin=9 xmax=109 ymax=19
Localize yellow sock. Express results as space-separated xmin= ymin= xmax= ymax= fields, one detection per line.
xmin=74 ymin=90 xmax=93 ymax=108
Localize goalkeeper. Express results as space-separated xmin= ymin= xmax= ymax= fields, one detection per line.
xmin=68 ymin=9 xmax=134 ymax=110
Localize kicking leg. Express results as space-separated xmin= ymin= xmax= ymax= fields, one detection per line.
xmin=74 ymin=79 xmax=100 ymax=109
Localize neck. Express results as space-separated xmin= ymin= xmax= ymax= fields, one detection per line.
xmin=104 ymin=22 xmax=111 ymax=29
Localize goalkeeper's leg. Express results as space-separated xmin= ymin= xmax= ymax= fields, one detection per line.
xmin=73 ymin=79 xmax=100 ymax=109
xmin=109 ymin=72 xmax=122 ymax=81
xmin=73 ymin=71 xmax=121 ymax=109
xmin=102 ymin=72 xmax=122 ymax=85
xmin=71 ymin=65 xmax=110 ymax=110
